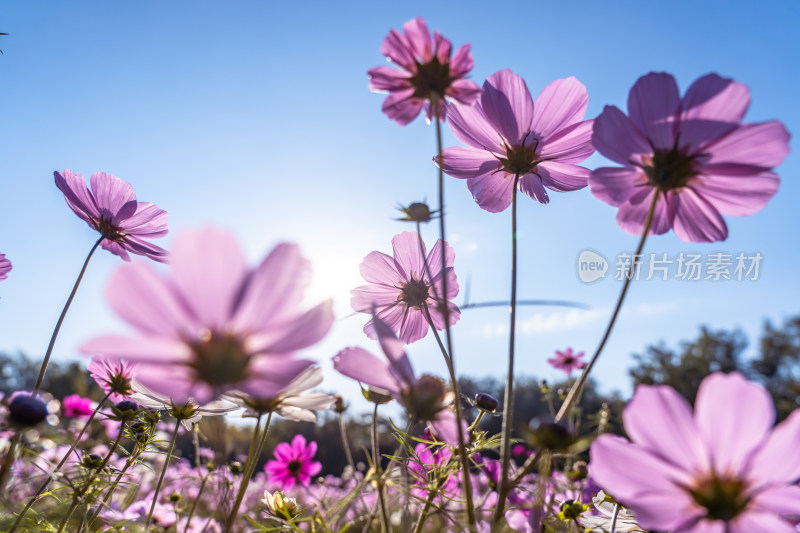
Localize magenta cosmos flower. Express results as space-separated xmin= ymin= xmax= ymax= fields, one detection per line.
xmin=351 ymin=231 xmax=459 ymax=344
xmin=0 ymin=253 xmax=11 ymax=281
xmin=81 ymin=228 xmax=334 ymax=405
xmin=547 ymin=347 xmax=587 ymax=375
xmin=590 ymin=372 xmax=800 ymax=532
xmin=437 ymin=69 xmax=594 ymax=212
xmin=55 ymin=170 xmax=169 ymax=262
xmin=589 ymin=73 xmax=791 ymax=242
xmin=333 ymin=316 xmax=461 ymax=445
xmin=61 ymin=394 xmax=94 ymax=418
xmin=265 ymin=434 xmax=322 ymax=490
xmin=88 ymin=356 xmax=137 ymax=403
xmin=368 ymin=16 xmax=481 ymax=125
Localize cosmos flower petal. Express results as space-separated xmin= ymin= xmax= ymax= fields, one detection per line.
xmin=447 ymin=79 xmax=482 ymax=105
xmin=0 ymin=253 xmax=11 ymax=281
xmin=81 ymin=335 xmax=190 ymax=364
xmin=623 ymin=384 xmax=709 ymax=472
xmin=589 ymin=434 xmax=694 ymax=502
xmin=678 ymin=73 xmax=751 ymax=151
xmin=695 ymin=372 xmax=774 ymax=477
xmin=538 ymin=119 xmax=595 ymax=164
xmin=54 ymin=169 xmax=100 ymax=222
xmin=530 ymin=76 xmax=589 ymax=139
xmin=750 ymin=485 xmax=800 ymax=516
xmin=627 ymin=72 xmax=681 ymax=150
xmin=373 ymin=315 xmax=416 ymax=384
xmin=450 ymin=43 xmax=474 ymax=78
xmin=446 ymin=100 xmax=504 ymax=152
xmin=672 ymin=188 xmax=729 ymax=243
xmin=481 ymin=69 xmax=534 ymax=145
xmin=368 ymin=66 xmax=412 ymax=92
xmin=438 ymin=146 xmax=499 ymax=180
xmin=391 ymin=231 xmax=426 ymax=280
xmin=402 ymin=17 xmax=432 ymax=62
xmin=536 ymin=161 xmax=589 ymax=192
xmin=518 ymin=173 xmax=550 ymax=204
xmin=262 ymin=299 xmax=334 ymax=354
xmin=90 ymin=172 xmax=137 ymax=217
xmin=381 ymin=87 xmax=424 ymax=126
xmin=728 ymin=511 xmax=797 ymax=533
xmin=120 ymin=236 xmax=169 ymax=263
xmin=350 ymin=284 xmax=400 ymax=314
xmin=170 ymin=228 xmax=248 ymax=331
xmin=695 ymin=169 xmax=779 ymax=216
xmin=358 ymin=250 xmax=405 ymax=287
xmin=589 ymin=166 xmax=645 ymax=207
xmin=380 ymin=29 xmax=415 ymax=71
xmin=675 ymin=518 xmax=726 ymax=533
xmin=106 ymin=262 xmax=195 ymax=336
xmin=467 ymin=170 xmax=516 ymax=213
xmin=121 ymin=202 xmax=169 ymax=237
xmin=333 ymin=347 xmax=402 ymax=396
xmin=634 ymin=491 xmax=702 ymax=532
xmin=398 ymin=307 xmax=429 ymax=344
xmin=747 ymin=410 xmax=800 ymax=487
xmin=233 ymin=242 xmax=311 ymax=331
xmin=429 ymin=409 xmax=465 ymax=446
xmin=705 ymin=120 xmax=791 ymax=168
xmin=592 ymin=105 xmax=651 ymax=165
xmin=616 ymin=187 xmax=675 ymax=237
xmin=101 ymin=240 xmax=132 ymax=262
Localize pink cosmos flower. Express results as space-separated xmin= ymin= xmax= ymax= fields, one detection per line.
xmin=81 ymin=228 xmax=334 ymax=405
xmin=590 ymin=372 xmax=800 ymax=532
xmin=54 ymin=170 xmax=169 ymax=262
xmin=437 ymin=69 xmax=594 ymax=212
xmin=547 ymin=348 xmax=587 ymax=375
xmin=333 ymin=315 xmax=462 ymax=445
xmin=589 ymin=72 xmax=791 ymax=242
xmin=368 ymin=16 xmax=481 ymax=125
xmin=351 ymin=231 xmax=459 ymax=344
xmin=61 ymin=394 xmax=93 ymax=419
xmin=88 ymin=356 xmax=137 ymax=403
xmin=409 ymin=442 xmax=459 ymax=501
xmin=265 ymin=434 xmax=322 ymax=490
xmin=0 ymin=253 xmax=11 ymax=281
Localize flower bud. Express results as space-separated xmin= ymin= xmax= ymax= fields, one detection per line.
xmin=569 ymin=461 xmax=588 ymax=481
xmin=81 ymin=453 xmax=105 ymax=470
xmin=168 ymin=492 xmax=182 ymax=503
xmin=525 ymin=415 xmax=574 ymax=452
xmin=361 ymin=387 xmax=393 ymax=405
xmin=397 ymin=202 xmax=438 ymax=223
xmin=474 ymin=392 xmax=499 ymax=413
xmin=333 ymin=395 xmax=347 ymax=414
xmin=8 ymin=394 xmax=48 ymax=427
xmin=229 ymin=461 xmax=244 ymax=475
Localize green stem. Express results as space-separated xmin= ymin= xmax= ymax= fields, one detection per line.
xmin=0 ymin=432 xmax=21 ymax=492
xmin=145 ymin=417 xmax=182 ymax=531
xmin=34 ymin=237 xmax=103 ymax=395
xmin=493 ymin=173 xmax=521 ymax=524
xmin=56 ymin=498 xmax=80 ymax=533
xmin=183 ymin=472 xmax=208 ymax=532
xmin=555 ymin=190 xmax=658 ymax=423
xmin=225 ymin=411 xmax=272 ymax=532
xmin=371 ymin=404 xmax=390 ymax=533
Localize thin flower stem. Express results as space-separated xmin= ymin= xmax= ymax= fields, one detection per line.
xmin=411 ymin=479 xmax=443 ymax=533
xmin=10 ymin=390 xmax=112 ymax=533
xmin=183 ymin=473 xmax=208 ymax=533
xmin=493 ymin=173 xmax=521 ymax=524
xmin=225 ymin=412 xmax=265 ymax=532
xmin=0 ymin=432 xmax=21 ymax=492
xmin=33 ymin=237 xmax=103 ymax=395
xmin=339 ymin=412 xmax=356 ymax=473
xmin=555 ymin=190 xmax=659 ymax=423
xmin=145 ymin=417 xmax=182 ymax=531
xmin=84 ymin=450 xmax=138 ymax=529
xmin=56 ymin=498 xmax=80 ymax=533
xmin=372 ymin=404 xmax=391 ymax=533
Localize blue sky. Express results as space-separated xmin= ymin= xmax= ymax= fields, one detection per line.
xmin=1 ymin=1 xmax=798 ymax=413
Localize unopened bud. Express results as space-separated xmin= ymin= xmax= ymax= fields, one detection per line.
xmin=526 ymin=415 xmax=574 ymax=452
xmin=362 ymin=387 xmax=392 ymax=405
xmin=474 ymin=392 xmax=499 ymax=413
xmin=570 ymin=461 xmax=588 ymax=481
xmin=168 ymin=492 xmax=182 ymax=503
xmin=81 ymin=453 xmax=105 ymax=470
xmin=8 ymin=395 xmax=48 ymax=427
xmin=229 ymin=461 xmax=244 ymax=475
xmin=333 ymin=395 xmax=347 ymax=414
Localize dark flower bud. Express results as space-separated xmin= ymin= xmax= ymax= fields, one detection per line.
xmin=8 ymin=395 xmax=48 ymax=426
xmin=110 ymin=400 xmax=141 ymax=422
xmin=557 ymin=499 xmax=587 ymax=521
xmin=134 ymin=431 xmax=149 ymax=444
xmin=361 ymin=387 xmax=392 ymax=405
xmin=229 ymin=461 xmax=244 ymax=475
xmin=539 ymin=380 xmax=550 ymax=393
xmin=569 ymin=461 xmax=588 ymax=481
xmin=404 ymin=375 xmax=448 ymax=421
xmin=525 ymin=415 xmax=574 ymax=452
xmin=206 ymin=460 xmax=216 ymax=472
xmin=115 ymin=400 xmax=139 ymax=412
xmin=168 ymin=492 xmax=182 ymax=503
xmin=474 ymin=392 xmax=499 ymax=413
xmin=397 ymin=201 xmax=439 ymax=223
xmin=333 ymin=395 xmax=347 ymax=414
xmin=81 ymin=453 xmax=105 ymax=470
